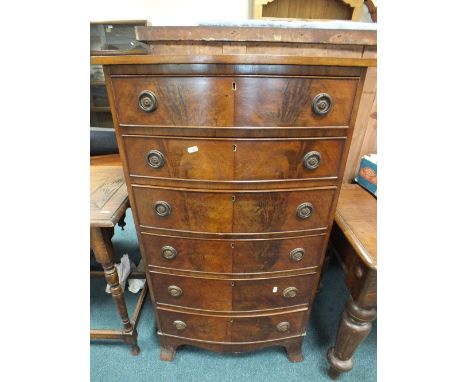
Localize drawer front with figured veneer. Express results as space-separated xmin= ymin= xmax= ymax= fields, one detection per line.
xmin=231 ymin=274 xmax=318 ymax=311
xmin=111 ymin=76 xmax=357 ymax=128
xmin=151 ymin=272 xmax=318 ymax=311
xmin=157 ymin=308 xmax=308 ymax=343
xmin=133 ymin=186 xmax=335 ymax=233
xmin=124 ymin=135 xmax=345 ymax=181
xmin=143 ymin=233 xmax=326 ymax=273
xmin=231 ymin=310 xmax=307 ymax=342
xmin=234 ymin=77 xmax=358 ymax=127
xmin=158 ymin=309 xmax=231 ymax=342
xmin=112 ymin=77 xmax=234 ymax=126
xmin=152 ymin=273 xmax=233 ymax=311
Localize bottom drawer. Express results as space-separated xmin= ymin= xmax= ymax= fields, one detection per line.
xmin=157 ymin=308 xmax=308 ymax=343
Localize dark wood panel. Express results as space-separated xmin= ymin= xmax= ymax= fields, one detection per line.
xmin=112 ymin=76 xmax=357 ymax=128
xmin=232 ymin=188 xmax=335 ymax=233
xmin=150 ymin=272 xmax=318 ymax=311
xmin=123 ymin=136 xmax=234 ymax=180
xmin=234 ymin=77 xmax=358 ymax=127
xmin=151 ymin=272 xmax=233 ymax=311
xmin=133 ymin=186 xmax=335 ymax=233
xmin=233 ymin=138 xmax=345 ymax=180
xmin=133 ymin=186 xmax=234 ymax=233
xmin=141 ymin=232 xmax=326 ymax=273
xmin=232 ymin=273 xmax=318 ymax=311
xmin=232 ymin=235 xmax=325 ymax=273
xmin=157 ymin=309 xmax=231 ymax=342
xmin=123 ymin=135 xmax=345 ymax=181
xmin=231 ymin=310 xmax=307 ymax=342
xmin=157 ymin=308 xmax=307 ymax=342
xmin=112 ymin=76 xmax=234 ymax=126
xmin=142 ymin=233 xmax=233 ymax=273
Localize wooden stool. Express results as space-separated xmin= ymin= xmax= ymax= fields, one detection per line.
xmin=326 ymin=184 xmax=377 ymax=379
xmin=90 ymin=166 xmax=147 ymax=355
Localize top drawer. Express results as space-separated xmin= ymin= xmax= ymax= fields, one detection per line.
xmin=111 ymin=76 xmax=358 ymax=127
xmin=112 ymin=77 xmax=233 ymax=127
xmin=234 ymin=77 xmax=358 ymax=127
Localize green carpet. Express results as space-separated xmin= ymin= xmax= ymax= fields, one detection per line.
xmin=91 ymin=209 xmax=376 ymax=381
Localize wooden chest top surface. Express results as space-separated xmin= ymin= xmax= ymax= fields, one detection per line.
xmin=92 ymin=25 xmax=376 ymax=67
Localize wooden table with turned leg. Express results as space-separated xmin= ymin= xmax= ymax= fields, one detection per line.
xmin=90 ymin=165 xmax=147 ymax=355
xmin=326 ymin=184 xmax=377 ymax=379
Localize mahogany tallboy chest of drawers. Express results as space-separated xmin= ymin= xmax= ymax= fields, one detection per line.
xmin=93 ymin=24 xmax=377 ymax=362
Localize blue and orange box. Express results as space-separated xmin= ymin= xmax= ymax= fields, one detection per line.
xmin=355 ymin=154 xmax=377 ymax=196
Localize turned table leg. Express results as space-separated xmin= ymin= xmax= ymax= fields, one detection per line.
xmin=327 ymin=297 xmax=377 ymax=379
xmin=90 ymin=227 xmax=140 ymax=355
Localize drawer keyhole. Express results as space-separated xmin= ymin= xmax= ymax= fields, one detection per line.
xmin=232 ymin=81 xmax=237 ymax=91
xmin=233 ymin=144 xmax=237 ymax=152
xmin=232 ymin=195 xmax=236 ymax=202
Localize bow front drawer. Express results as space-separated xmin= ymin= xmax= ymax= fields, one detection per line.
xmin=112 ymin=77 xmax=234 ymax=127
xmin=133 ymin=186 xmax=335 ymax=233
xmin=124 ymin=136 xmax=345 ymax=181
xmin=151 ymin=272 xmax=318 ymax=311
xmin=157 ymin=308 xmax=308 ymax=343
xmin=234 ymin=77 xmax=358 ymax=127
xmin=111 ymin=76 xmax=358 ymax=127
xmin=142 ymin=233 xmax=325 ymax=273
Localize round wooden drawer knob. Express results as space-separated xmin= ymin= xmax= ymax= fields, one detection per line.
xmin=289 ymin=248 xmax=305 ymax=262
xmin=146 ymin=150 xmax=165 ymax=169
xmin=276 ymin=321 xmax=291 ymax=332
xmin=312 ymin=93 xmax=333 ymax=115
xmin=303 ymin=151 xmax=321 ymax=170
xmin=296 ymin=203 xmax=314 ymax=219
xmin=173 ymin=320 xmax=186 ymax=330
xmin=138 ymin=90 xmax=157 ymax=112
xmin=154 ymin=201 xmax=171 ymax=217
xmin=283 ymin=287 xmax=298 ymax=298
xmin=161 ymin=245 xmax=177 ymax=260
xmin=168 ymin=285 xmax=183 ymax=297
